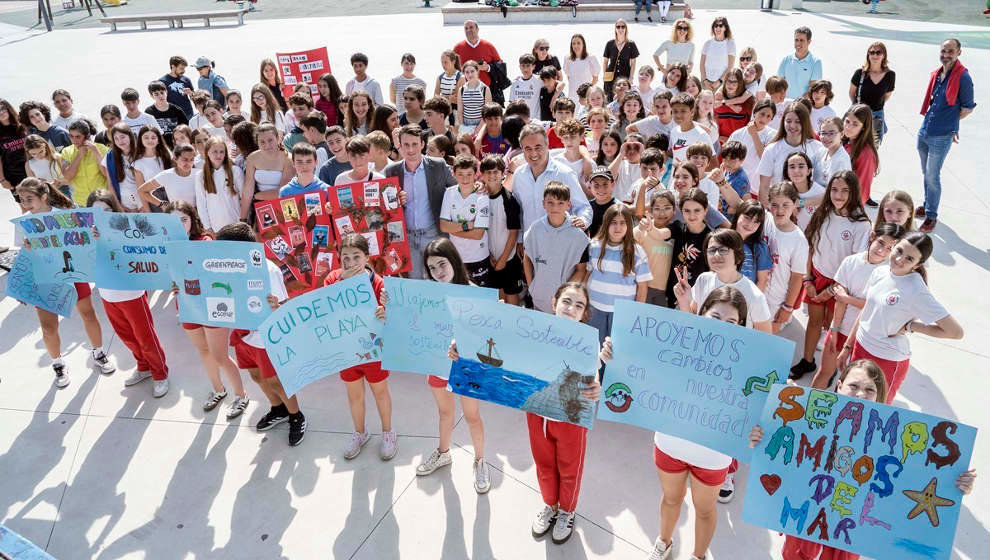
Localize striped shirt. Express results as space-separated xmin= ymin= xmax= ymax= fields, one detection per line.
xmin=587 ymin=241 xmax=653 ymax=312
xmin=460 ymin=82 xmax=487 ymax=121
xmin=391 ymin=75 xmax=427 ymax=112
xmin=438 ymin=71 xmax=462 ymax=98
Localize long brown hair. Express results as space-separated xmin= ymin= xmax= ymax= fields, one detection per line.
xmin=568 ymin=33 xmax=588 ymax=60
xmin=423 ymin=237 xmax=471 ymax=285
xmin=167 ymin=199 xmax=208 ymax=240
xmin=594 ymin=203 xmax=638 ymax=276
xmin=24 ymin=134 xmax=60 ymax=177
xmin=805 ymin=170 xmax=869 ymax=249
xmin=699 ymin=285 xmax=748 ymax=327
xmin=345 ymin=91 xmax=375 ymax=137
xmin=838 ymin=359 xmax=888 ymax=404
xmin=771 ymin=102 xmax=816 ymax=144
xmin=202 ymin=137 xmax=237 ymax=196
xmin=875 ymin=190 xmax=914 ymax=231
xmin=108 ymin=122 xmax=136 ymax=181
xmin=259 ymin=58 xmax=281 ymax=87
xmin=0 ymin=98 xmax=26 ymax=134
xmin=551 ymin=281 xmax=591 ymax=323
xmin=136 ymin=125 xmax=174 ymax=171
xmin=861 ymin=42 xmax=889 ymax=72
xmin=720 ymin=68 xmax=745 ymax=99
xmin=842 ymin=104 xmax=878 ymax=175
xmin=16 ymin=177 xmax=74 ymax=209
xmin=249 ymin=83 xmax=281 ymax=126
xmin=86 ymin=188 xmax=125 ymax=212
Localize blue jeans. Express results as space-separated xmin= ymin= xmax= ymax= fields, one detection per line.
xmin=916 ymin=132 xmax=954 ymax=220
xmin=406 ymin=222 xmax=440 ymax=280
xmin=872 ymin=109 xmax=887 ymax=145
xmin=634 ymin=0 xmax=651 ymax=15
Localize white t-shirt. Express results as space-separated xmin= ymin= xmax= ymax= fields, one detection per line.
xmin=614 ymin=160 xmax=641 ymax=203
xmin=669 ymin=124 xmax=713 ymax=163
xmin=122 ymin=112 xmax=160 ymax=135
xmin=822 ymin=147 xmax=852 ymax=181
xmin=99 ymin=288 xmax=144 ymax=303
xmin=153 ymin=168 xmax=197 ymax=205
xmin=691 ymin=271 xmax=772 ymax=327
xmin=100 ymin=152 xmax=140 ymax=210
xmin=440 ymin=186 xmax=491 ymax=263
xmin=769 ymin=98 xmax=793 ymax=131
xmin=550 ymin=149 xmax=587 ymax=189
xmin=52 ymin=111 xmax=87 ymax=130
xmin=510 ymin=76 xmax=542 ymax=120
xmin=133 ymin=156 xmax=165 ymax=186
xmin=727 ymin=125 xmax=777 ymax=195
xmin=188 ymin=114 xmax=209 ymax=130
xmin=832 ymin=252 xmax=879 ymax=336
xmin=795 ymin=182 xmax=826 ymax=231
xmin=757 ymin=138 xmax=828 ymax=185
xmin=194 ymin=166 xmax=244 ymax=231
xmin=243 ymin=261 xmax=289 ymax=348
xmin=654 ymin=41 xmax=695 ymax=67
xmin=631 ymin=115 xmax=674 ymax=139
xmin=810 ymin=106 xmax=837 ymax=134
xmin=697 ymin=177 xmax=720 ymax=215
xmin=334 ymin=169 xmax=384 ymax=186
xmin=856 ymin=266 xmax=949 ymax=361
xmin=763 ymin=219 xmax=809 ymax=311
xmin=654 ymin=432 xmax=732 ymax=470
xmin=811 ymin=213 xmax=872 ymax=279
xmin=563 ymin=56 xmax=601 ymax=101
xmin=701 ymin=38 xmax=736 ymax=82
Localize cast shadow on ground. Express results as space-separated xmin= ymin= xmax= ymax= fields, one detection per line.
xmin=334 ymin=454 xmax=399 ymax=558
xmin=810 ymin=12 xmax=990 ymax=49
xmin=929 ymin=221 xmax=990 ymax=273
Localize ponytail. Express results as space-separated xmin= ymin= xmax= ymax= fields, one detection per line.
xmin=15 ymin=177 xmax=74 ymax=209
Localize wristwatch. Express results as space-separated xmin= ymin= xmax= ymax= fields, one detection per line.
xmin=461 ymin=221 xmax=470 ymax=232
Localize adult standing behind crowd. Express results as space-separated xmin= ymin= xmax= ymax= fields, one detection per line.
xmin=195 ymin=56 xmax=230 ymax=108
xmin=916 ymin=38 xmax=975 ymax=233
xmin=563 ymin=34 xmax=601 ymax=102
xmin=385 ymin=124 xmax=457 ymax=280
xmin=453 ymin=20 xmax=502 ymax=87
xmin=532 ymin=39 xmax=563 ymax=80
xmin=849 ymin=42 xmax=895 ymax=147
xmin=777 ymin=27 xmax=822 ymax=99
xmin=653 ymin=19 xmax=695 ymax=76
xmin=159 ymin=56 xmax=195 ymax=119
xmin=511 ymin=124 xmax=592 ymax=234
xmin=603 ymin=19 xmax=639 ymax=101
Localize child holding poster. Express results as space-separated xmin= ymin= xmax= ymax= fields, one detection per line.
xmin=167 ymin=200 xmax=251 ymax=419
xmin=645 ymin=286 xmax=746 ymax=560
xmin=15 ymin=178 xmax=115 ymax=388
xmin=87 ymin=190 xmax=170 ymax=398
xmin=219 ymin=223 xmax=306 ymax=445
xmin=327 ymin=234 xmax=395 ymax=461
xmin=836 ymin=233 xmax=964 ymax=403
xmin=748 ymin=359 xmax=977 ymax=560
xmin=385 ymin=238 xmax=490 ymax=493
xmin=809 ymin=222 xmax=904 ymax=391
xmin=790 ymin=171 xmax=871 ymax=381
xmin=449 ymin=282 xmax=605 ymax=545
xmin=585 ymin=203 xmax=652 ymax=348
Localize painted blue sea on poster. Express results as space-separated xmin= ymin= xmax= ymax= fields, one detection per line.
xmin=446 ymin=297 xmax=599 ymax=428
xmin=743 ymin=384 xmax=976 ymax=560
xmin=12 ymin=208 xmax=98 ymax=283
xmin=381 ymin=277 xmax=497 ymax=376
xmin=94 ymin=212 xmax=186 ymax=290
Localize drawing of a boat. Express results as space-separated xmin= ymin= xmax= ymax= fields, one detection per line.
xmin=476 ymin=337 xmax=503 ymax=367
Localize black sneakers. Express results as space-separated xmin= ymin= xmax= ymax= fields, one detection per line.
xmin=288 ymin=413 xmax=306 ymax=447
xmin=789 ymin=358 xmax=816 ymax=380
xmin=255 ymin=406 xmax=289 ymax=432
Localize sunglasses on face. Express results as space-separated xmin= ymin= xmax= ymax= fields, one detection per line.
xmin=869 ymin=50 xmax=883 ymax=55
xmin=677 ymin=26 xmax=689 ymax=31
xmin=739 ymin=56 xmax=752 ymax=61
xmin=713 ymin=23 xmax=725 ymax=28
xmin=538 ymin=46 xmax=549 ymax=51
xmin=616 ymin=25 xmax=626 ymax=29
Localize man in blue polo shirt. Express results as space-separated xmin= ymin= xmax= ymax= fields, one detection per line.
xmin=776 ymin=27 xmax=822 ymax=99
xmin=916 ymin=38 xmax=976 ymax=233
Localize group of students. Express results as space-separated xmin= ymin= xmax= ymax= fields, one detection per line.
xmin=0 ymin=18 xmax=976 ymax=560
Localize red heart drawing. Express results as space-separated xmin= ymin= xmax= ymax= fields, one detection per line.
xmin=760 ymin=474 xmax=782 ymax=495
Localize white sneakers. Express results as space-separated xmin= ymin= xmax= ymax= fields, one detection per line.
xmin=152 ymin=379 xmax=169 ymax=398
xmin=380 ymin=430 xmax=398 ymax=460
xmin=646 ymin=538 xmax=673 ymax=560
xmin=416 ymin=448 xmax=452 ymax=476
xmin=531 ymin=505 xmax=557 ymax=537
xmin=344 ymin=431 xmax=371 ymax=459
xmin=473 ymin=457 xmax=491 ymax=494
xmin=52 ymin=363 xmax=69 ymax=388
xmin=551 ymin=510 xmax=576 ymax=544
xmin=124 ymin=370 xmax=152 ymax=387
xmin=123 ymin=370 xmax=167 ymax=397
xmin=91 ymin=349 xmax=116 ymax=374
xmin=717 ymin=473 xmax=735 ymax=503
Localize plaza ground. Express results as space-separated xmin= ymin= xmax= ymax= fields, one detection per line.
xmin=0 ymin=5 xmax=988 ymax=559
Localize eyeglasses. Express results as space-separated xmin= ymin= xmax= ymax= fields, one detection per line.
xmin=538 ymin=46 xmax=549 ymax=51
xmin=868 ymin=50 xmax=883 ymax=55
xmin=819 ymin=130 xmax=838 ymax=137
xmin=739 ymin=56 xmax=752 ymax=61
xmin=706 ymin=246 xmax=732 ymax=256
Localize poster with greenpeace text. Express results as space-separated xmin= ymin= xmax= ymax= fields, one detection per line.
xmin=742 ymin=384 xmax=976 ymax=560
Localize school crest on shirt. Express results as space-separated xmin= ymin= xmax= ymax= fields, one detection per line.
xmin=886 ymin=292 xmax=900 ymax=306
xmin=840 ymin=230 xmax=851 ymax=241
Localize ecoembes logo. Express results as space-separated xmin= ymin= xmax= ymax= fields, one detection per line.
xmin=207 ymin=297 xmax=236 ymax=322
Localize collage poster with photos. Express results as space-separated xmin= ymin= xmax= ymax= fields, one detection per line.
xmin=326 ymin=177 xmax=411 ymax=276
xmin=254 ymin=191 xmax=338 ymax=294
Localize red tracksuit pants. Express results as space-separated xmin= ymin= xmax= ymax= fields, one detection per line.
xmin=782 ymin=535 xmax=859 ymax=560
xmin=526 ymin=413 xmax=588 ymax=513
xmin=103 ymin=294 xmax=168 ymax=380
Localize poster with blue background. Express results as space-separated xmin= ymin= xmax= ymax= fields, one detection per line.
xmin=446 ymin=297 xmax=600 ymax=429
xmin=94 ymin=212 xmax=186 ymax=290
xmin=597 ymin=300 xmax=794 ymax=459
xmin=381 ymin=277 xmax=496 ymax=377
xmin=4 ymin=251 xmax=78 ymax=317
xmin=742 ymin=384 xmax=976 ymax=560
xmin=261 ymin=275 xmax=381 ymax=396
xmin=166 ymin=241 xmax=271 ymax=329
xmin=12 ymin=208 xmax=98 ymax=283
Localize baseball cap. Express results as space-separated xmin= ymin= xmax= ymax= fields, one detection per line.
xmin=194 ymin=56 xmax=212 ymax=69
xmin=589 ymin=166 xmax=613 ymax=182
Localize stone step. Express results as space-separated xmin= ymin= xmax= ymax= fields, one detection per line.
xmin=442 ymin=1 xmax=687 ymax=25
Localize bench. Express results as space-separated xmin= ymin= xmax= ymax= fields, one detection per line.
xmin=101 ymin=7 xmax=250 ymax=31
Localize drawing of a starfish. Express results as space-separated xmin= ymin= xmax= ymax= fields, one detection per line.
xmin=902 ymin=477 xmax=955 ymax=527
